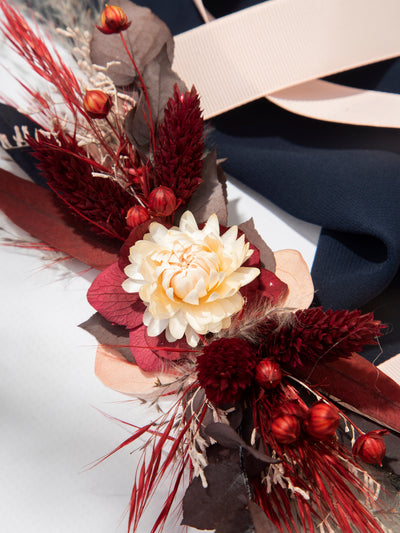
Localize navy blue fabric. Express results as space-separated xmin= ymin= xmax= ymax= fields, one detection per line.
xmin=1 ymin=0 xmax=399 ymax=361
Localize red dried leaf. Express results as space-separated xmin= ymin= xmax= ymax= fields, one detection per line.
xmin=289 ymin=352 xmax=400 ymax=433
xmin=87 ymin=262 xmax=145 ymax=328
xmin=0 ymin=169 xmax=119 ymax=270
xmin=129 ymin=326 xmax=190 ymax=372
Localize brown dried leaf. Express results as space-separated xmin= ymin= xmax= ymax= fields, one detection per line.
xmin=248 ymin=501 xmax=280 ymax=533
xmin=239 ymin=218 xmax=275 ymax=272
xmin=183 ymin=150 xmax=228 ymax=225
xmin=90 ymin=0 xmax=174 ymax=87
xmin=205 ymin=422 xmax=278 ymax=464
xmin=80 ymin=313 xmax=132 ymax=361
xmin=124 ymin=45 xmax=186 ymax=154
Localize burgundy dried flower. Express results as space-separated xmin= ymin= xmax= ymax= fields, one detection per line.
xmin=353 ymin=430 xmax=389 ymax=466
xmin=304 ymin=401 xmax=340 ymax=441
xmin=153 ymin=85 xmax=204 ymax=204
xmin=196 ymin=337 xmax=257 ymax=405
xmin=126 ymin=205 xmax=150 ymax=228
xmin=28 ymin=131 xmax=134 ymax=239
xmin=148 ymin=186 xmax=177 ymax=216
xmin=260 ymin=307 xmax=386 ymax=367
xmin=83 ymin=89 xmax=113 ymax=119
xmin=255 ymin=358 xmax=282 ymax=389
xmin=271 ymin=414 xmax=301 ymax=444
xmin=97 ymin=5 xmax=131 ymax=34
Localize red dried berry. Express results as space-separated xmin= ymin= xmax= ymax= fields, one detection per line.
xmin=83 ymin=90 xmax=112 ymax=119
xmin=271 ymin=414 xmax=301 ymax=444
xmin=304 ymin=401 xmax=340 ymax=441
xmin=255 ymin=358 xmax=282 ymax=389
xmin=148 ymin=186 xmax=177 ymax=216
xmin=276 ymin=400 xmax=308 ymax=420
xmin=97 ymin=5 xmax=131 ymax=34
xmin=353 ymin=430 xmax=388 ymax=466
xmin=126 ymin=205 xmax=150 ymax=228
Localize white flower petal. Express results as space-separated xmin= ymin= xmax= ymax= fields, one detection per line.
xmin=122 ymin=210 xmax=261 ymax=341
xmin=122 ymin=278 xmax=145 ymax=293
xmin=168 ymin=312 xmax=187 ymax=340
xmin=147 ymin=316 xmax=169 ymax=337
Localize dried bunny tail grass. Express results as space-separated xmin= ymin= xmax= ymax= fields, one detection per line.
xmin=12 ymin=0 xmax=102 ymax=34
xmin=217 ymin=296 xmax=295 ymax=345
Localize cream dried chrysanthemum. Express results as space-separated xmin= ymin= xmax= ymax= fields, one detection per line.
xmin=122 ymin=211 xmax=260 ymax=346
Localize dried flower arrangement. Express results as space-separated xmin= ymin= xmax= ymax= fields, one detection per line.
xmin=1 ymin=1 xmax=400 ymax=532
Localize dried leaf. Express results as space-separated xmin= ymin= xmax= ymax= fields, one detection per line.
xmin=0 ymin=169 xmax=119 ymax=270
xmin=274 ymin=249 xmax=314 ymax=309
xmin=90 ymin=0 xmax=174 ymax=87
xmin=239 ymin=218 xmax=275 ymax=272
xmin=80 ymin=312 xmax=132 ymax=361
xmin=94 ymin=344 xmax=177 ymax=397
xmin=205 ymin=423 xmax=278 ymax=464
xmin=87 ymin=262 xmax=146 ymax=329
xmin=248 ymin=501 xmax=280 ymax=533
xmin=182 ymin=459 xmax=251 ymax=532
xmin=129 ymin=324 xmax=190 ymax=372
xmin=183 ymin=150 xmax=228 ymax=225
xmin=289 ymin=352 xmax=400 ymax=433
xmin=124 ymin=45 xmax=187 ymax=154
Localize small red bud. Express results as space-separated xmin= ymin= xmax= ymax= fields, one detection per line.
xmin=271 ymin=414 xmax=301 ymax=444
xmin=148 ymin=186 xmax=177 ymax=216
xmin=83 ymin=90 xmax=112 ymax=119
xmin=126 ymin=205 xmax=150 ymax=228
xmin=352 ymin=430 xmax=388 ymax=466
xmin=304 ymin=401 xmax=340 ymax=441
xmin=97 ymin=4 xmax=131 ymax=34
xmin=255 ymin=358 xmax=282 ymax=389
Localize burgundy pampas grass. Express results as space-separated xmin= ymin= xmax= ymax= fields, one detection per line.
xmin=259 ymin=307 xmax=386 ymax=367
xmin=153 ymin=85 xmax=204 ymax=203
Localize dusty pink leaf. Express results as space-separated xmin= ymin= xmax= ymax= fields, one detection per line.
xmin=95 ymin=344 xmax=177 ymax=397
xmin=274 ymin=249 xmax=314 ymax=309
xmin=183 ymin=150 xmax=228 ymax=226
xmin=87 ymin=262 xmax=145 ymax=328
xmin=90 ymin=0 xmax=174 ymax=87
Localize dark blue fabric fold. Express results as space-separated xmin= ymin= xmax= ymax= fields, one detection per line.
xmin=1 ymin=0 xmax=399 ymax=361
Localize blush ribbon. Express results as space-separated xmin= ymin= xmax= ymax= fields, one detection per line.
xmin=173 ymin=0 xmax=400 ymax=128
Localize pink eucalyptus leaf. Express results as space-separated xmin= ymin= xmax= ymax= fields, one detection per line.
xmin=87 ymin=262 xmax=145 ymax=328
xmin=95 ymin=345 xmax=177 ymax=397
xmin=274 ymin=249 xmax=314 ymax=309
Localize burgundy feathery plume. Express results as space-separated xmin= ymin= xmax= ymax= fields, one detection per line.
xmin=259 ymin=307 xmax=386 ymax=367
xmin=28 ymin=131 xmax=136 ymax=240
xmin=0 ymin=0 xmax=83 ymax=118
xmin=153 ymin=85 xmax=204 ymax=204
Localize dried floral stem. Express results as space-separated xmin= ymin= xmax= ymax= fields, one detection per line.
xmin=119 ymin=32 xmax=156 ymax=158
